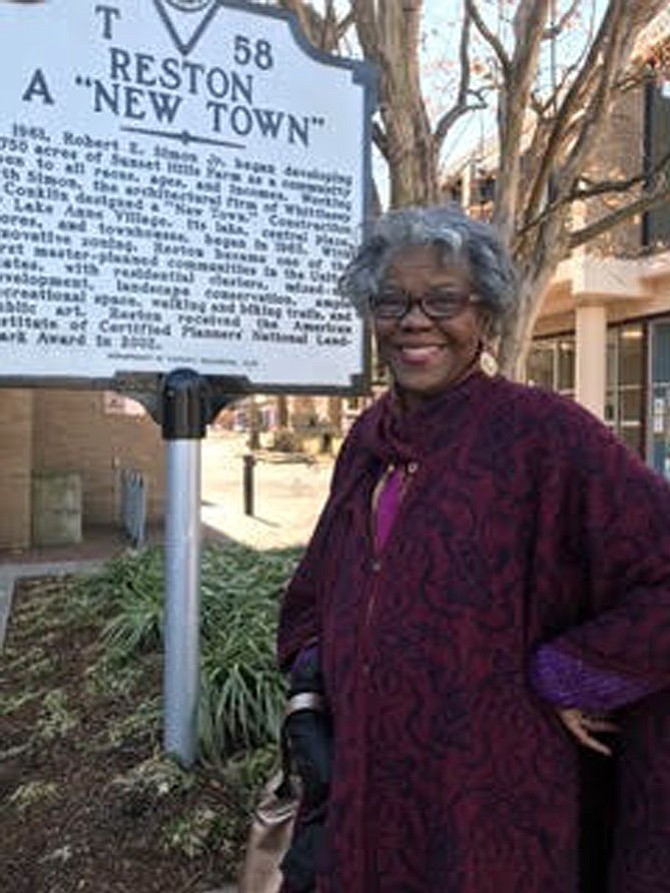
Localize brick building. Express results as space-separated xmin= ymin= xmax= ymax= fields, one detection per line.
xmin=525 ymin=66 xmax=670 ymax=473
xmin=444 ymin=22 xmax=670 ymax=475
xmin=0 ymin=388 xmax=164 ymax=551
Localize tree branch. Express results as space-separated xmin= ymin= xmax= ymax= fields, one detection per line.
xmin=336 ymin=10 xmax=355 ymax=42
xmin=516 ymin=143 xmax=670 ymax=238
xmin=575 ymin=144 xmax=670 ymax=198
xmin=522 ymin=1 xmax=618 ymax=224
xmin=517 ymin=141 xmax=670 ymax=237
xmin=434 ymin=7 xmax=480 ymax=148
xmin=350 ymin=0 xmax=380 ymax=58
xmin=277 ymin=0 xmax=351 ymax=52
xmin=524 ymin=0 xmax=668 ymax=226
xmin=464 ymin=0 xmax=511 ymax=77
xmin=542 ymin=0 xmax=580 ymax=40
xmin=556 ymin=0 xmax=629 ymax=193
xmin=493 ymin=0 xmax=552 ymax=241
xmin=568 ymin=178 xmax=670 ymax=249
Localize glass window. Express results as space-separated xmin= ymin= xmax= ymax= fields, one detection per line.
xmin=527 ymin=337 xmax=575 ymax=396
xmin=621 ymin=387 xmax=642 ymax=420
xmin=649 ymin=321 xmax=670 ymax=477
xmin=527 ymin=342 xmax=556 ymax=390
xmin=527 ymin=327 xmax=644 ymax=455
xmin=619 ymin=326 xmax=644 ymax=385
xmin=607 ymin=324 xmax=644 ymax=456
xmin=557 ymin=340 xmax=575 ymax=391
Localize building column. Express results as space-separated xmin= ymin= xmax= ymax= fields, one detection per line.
xmin=575 ymin=302 xmax=607 ymax=420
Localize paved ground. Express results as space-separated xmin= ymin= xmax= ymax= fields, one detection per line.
xmin=201 ymin=430 xmax=333 ymax=550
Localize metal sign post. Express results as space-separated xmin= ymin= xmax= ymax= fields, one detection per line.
xmin=161 ymin=368 xmax=209 ymax=765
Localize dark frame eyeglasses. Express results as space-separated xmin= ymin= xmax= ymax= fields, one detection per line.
xmin=368 ymin=289 xmax=479 ymax=320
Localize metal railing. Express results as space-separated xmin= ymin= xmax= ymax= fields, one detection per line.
xmin=121 ymin=469 xmax=146 ymax=548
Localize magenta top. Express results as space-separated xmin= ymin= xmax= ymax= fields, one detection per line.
xmin=373 ymin=466 xmax=405 ymax=552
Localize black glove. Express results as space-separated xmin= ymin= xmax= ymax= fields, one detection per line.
xmin=284 ymin=709 xmax=332 ymax=807
xmin=279 ymin=804 xmax=325 ymax=893
xmin=283 ymin=647 xmax=333 ymax=809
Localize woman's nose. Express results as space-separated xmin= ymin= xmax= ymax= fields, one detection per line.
xmin=399 ymin=301 xmax=433 ymax=327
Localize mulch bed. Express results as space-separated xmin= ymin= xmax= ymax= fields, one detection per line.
xmin=0 ymin=577 xmax=247 ymax=893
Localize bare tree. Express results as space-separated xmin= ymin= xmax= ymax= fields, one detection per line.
xmin=275 ymin=0 xmax=488 ymax=206
xmin=274 ymin=0 xmax=670 ymax=377
xmin=477 ymin=0 xmax=670 ymax=373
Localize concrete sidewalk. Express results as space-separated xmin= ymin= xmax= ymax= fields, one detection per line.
xmin=200 ymin=430 xmax=333 ymax=550
xmin=0 ymin=558 xmax=108 ymax=648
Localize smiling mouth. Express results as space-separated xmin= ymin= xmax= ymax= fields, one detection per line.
xmin=396 ymin=346 xmax=445 ymax=363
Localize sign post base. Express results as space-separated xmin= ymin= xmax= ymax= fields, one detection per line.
xmin=161 ymin=368 xmax=214 ymax=767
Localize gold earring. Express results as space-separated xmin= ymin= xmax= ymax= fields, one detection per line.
xmin=479 ymin=346 xmax=498 ymax=377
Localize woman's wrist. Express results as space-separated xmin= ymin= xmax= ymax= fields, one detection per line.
xmin=531 ymin=642 xmax=654 ymax=712
xmin=285 ymin=691 xmax=326 ymax=716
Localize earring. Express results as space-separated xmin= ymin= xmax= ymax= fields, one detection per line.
xmin=479 ymin=345 xmax=498 ymax=377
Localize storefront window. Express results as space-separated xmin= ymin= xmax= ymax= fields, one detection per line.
xmin=527 ymin=337 xmax=575 ymax=398
xmin=526 ymin=342 xmax=556 ymax=391
xmin=607 ymin=325 xmax=644 ymax=455
xmin=649 ymin=320 xmax=670 ymax=478
xmin=528 ymin=325 xmax=644 ymax=455
xmin=557 ymin=340 xmax=575 ymax=392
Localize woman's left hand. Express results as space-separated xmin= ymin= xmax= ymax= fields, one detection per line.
xmin=557 ymin=708 xmax=618 ymax=756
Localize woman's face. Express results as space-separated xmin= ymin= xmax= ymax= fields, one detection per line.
xmin=372 ymin=245 xmax=486 ymax=412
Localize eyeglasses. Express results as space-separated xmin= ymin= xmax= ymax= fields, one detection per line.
xmin=369 ymin=288 xmax=478 ymax=320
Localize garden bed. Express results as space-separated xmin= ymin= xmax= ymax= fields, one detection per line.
xmin=0 ymin=544 xmax=300 ymax=892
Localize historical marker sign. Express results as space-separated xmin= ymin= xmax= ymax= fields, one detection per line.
xmin=0 ymin=0 xmax=375 ymax=391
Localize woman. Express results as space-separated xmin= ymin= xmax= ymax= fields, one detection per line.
xmin=277 ymin=205 xmax=670 ymax=893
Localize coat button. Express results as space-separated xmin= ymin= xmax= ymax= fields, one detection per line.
xmin=371 ymin=560 xmax=381 ymax=572
xmin=406 ymin=461 xmax=419 ymax=475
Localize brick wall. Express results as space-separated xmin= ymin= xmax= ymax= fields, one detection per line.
xmin=582 ymin=86 xmax=646 ymax=257
xmin=32 ymin=389 xmax=165 ymax=529
xmin=0 ymin=390 xmax=33 ymax=550
xmin=0 ymin=386 xmax=166 ymax=550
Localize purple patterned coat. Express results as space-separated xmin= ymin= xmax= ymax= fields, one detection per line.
xmin=277 ymin=373 xmax=670 ymax=893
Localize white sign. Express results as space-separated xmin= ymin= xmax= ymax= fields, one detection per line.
xmin=0 ymin=0 xmax=374 ymax=390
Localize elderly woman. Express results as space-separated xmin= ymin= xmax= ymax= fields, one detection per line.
xmin=277 ymin=205 xmax=670 ymax=893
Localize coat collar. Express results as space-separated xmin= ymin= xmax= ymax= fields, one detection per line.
xmin=358 ymin=371 xmax=496 ymax=467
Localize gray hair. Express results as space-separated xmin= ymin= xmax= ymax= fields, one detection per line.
xmin=339 ymin=205 xmax=517 ymax=334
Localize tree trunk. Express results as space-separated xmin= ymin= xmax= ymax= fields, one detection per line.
xmin=247 ymin=397 xmax=262 ymax=451
xmin=277 ymin=395 xmax=289 ymax=429
xmin=353 ymin=0 xmax=440 ymax=205
xmin=327 ymin=395 xmax=343 ymax=433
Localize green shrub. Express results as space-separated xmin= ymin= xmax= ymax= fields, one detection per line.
xmin=81 ymin=548 xmax=164 ymax=660
xmin=77 ymin=542 xmax=302 ymax=768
